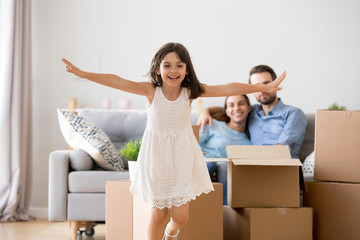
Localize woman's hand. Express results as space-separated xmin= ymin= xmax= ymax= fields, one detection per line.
xmin=265 ymin=71 xmax=286 ymax=92
xmin=62 ymin=58 xmax=85 ymax=78
xmin=197 ymin=109 xmax=213 ymax=132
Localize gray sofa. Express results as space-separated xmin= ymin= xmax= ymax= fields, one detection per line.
xmin=48 ymin=108 xmax=315 ymax=239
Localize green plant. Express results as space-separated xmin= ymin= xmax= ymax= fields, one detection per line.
xmin=328 ymin=102 xmax=347 ymax=110
xmin=119 ymin=138 xmax=142 ymax=161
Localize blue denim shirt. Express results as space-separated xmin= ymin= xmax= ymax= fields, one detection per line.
xmin=248 ymin=99 xmax=307 ymax=159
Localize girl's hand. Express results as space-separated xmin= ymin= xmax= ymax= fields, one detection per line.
xmin=266 ymin=71 xmax=286 ymax=92
xmin=62 ymin=58 xmax=85 ymax=78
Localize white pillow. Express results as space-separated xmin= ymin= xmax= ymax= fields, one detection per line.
xmin=57 ymin=108 xmax=124 ymax=171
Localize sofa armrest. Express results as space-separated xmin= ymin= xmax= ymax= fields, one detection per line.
xmin=48 ymin=150 xmax=71 ymax=221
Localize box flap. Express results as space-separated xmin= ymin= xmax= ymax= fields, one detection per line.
xmin=227 ymin=145 xmax=291 ymax=160
xmin=226 ymin=145 xmax=299 ymax=166
xmin=205 ymin=158 xmax=228 ymax=162
xmin=231 ymin=158 xmax=302 ymax=166
xmin=300 ymin=167 xmax=307 ymax=191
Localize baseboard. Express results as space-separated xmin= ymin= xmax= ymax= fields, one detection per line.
xmin=29 ymin=207 xmax=48 ymax=219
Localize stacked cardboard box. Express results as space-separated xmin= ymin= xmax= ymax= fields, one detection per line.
xmin=223 ymin=145 xmax=313 ymax=240
xmin=303 ymin=110 xmax=360 ymax=240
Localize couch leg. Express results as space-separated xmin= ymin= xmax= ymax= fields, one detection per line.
xmin=69 ymin=221 xmax=95 ymax=240
xmin=70 ymin=221 xmax=79 ymax=240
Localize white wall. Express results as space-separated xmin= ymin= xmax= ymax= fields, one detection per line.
xmin=31 ymin=0 xmax=360 ymax=214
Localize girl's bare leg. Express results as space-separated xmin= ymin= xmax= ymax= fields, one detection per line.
xmin=165 ymin=202 xmax=190 ymax=239
xmin=148 ymin=207 xmax=169 ymax=240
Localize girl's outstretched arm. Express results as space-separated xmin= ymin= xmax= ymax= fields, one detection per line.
xmin=201 ymin=71 xmax=286 ymax=97
xmin=62 ymin=58 xmax=153 ymax=97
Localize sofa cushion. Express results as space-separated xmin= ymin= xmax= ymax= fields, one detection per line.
xmin=69 ymin=149 xmax=94 ymax=171
xmin=68 ymin=171 xmax=130 ymax=193
xmin=57 ymin=109 xmax=124 ymax=171
xmin=68 ymin=193 xmax=105 ymax=221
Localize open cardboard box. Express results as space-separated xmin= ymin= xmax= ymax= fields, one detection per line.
xmin=314 ymin=110 xmax=360 ymax=183
xmin=106 ymin=181 xmax=223 ymax=240
xmin=216 ymin=145 xmax=304 ymax=208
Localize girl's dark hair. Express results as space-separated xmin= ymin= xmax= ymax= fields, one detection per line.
xmin=148 ymin=42 xmax=205 ymax=99
xmin=223 ymin=95 xmax=251 ymax=123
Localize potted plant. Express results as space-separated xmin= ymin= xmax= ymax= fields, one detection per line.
xmin=328 ymin=102 xmax=346 ymax=110
xmin=119 ymin=138 xmax=142 ymax=180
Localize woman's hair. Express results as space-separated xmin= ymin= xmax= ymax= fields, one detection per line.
xmin=223 ymin=95 xmax=251 ymax=123
xmin=148 ymin=42 xmax=205 ymax=99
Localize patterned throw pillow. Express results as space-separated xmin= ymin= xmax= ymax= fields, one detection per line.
xmin=303 ymin=151 xmax=315 ymax=181
xmin=57 ymin=108 xmax=124 ymax=171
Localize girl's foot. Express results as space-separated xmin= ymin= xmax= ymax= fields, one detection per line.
xmin=162 ymin=222 xmax=180 ymax=240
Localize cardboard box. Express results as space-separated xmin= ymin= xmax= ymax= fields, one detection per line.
xmin=226 ymin=145 xmax=303 ymax=208
xmin=106 ymin=181 xmax=223 ymax=240
xmin=223 ymin=206 xmax=313 ymax=240
xmin=314 ymin=110 xmax=360 ymax=182
xmin=303 ymin=181 xmax=360 ymax=240
xmin=192 ymin=125 xmax=199 ymax=143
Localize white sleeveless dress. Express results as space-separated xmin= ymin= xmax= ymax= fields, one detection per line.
xmin=130 ymin=87 xmax=214 ymax=209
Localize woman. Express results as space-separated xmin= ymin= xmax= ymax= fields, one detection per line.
xmin=199 ymin=94 xmax=252 ymax=205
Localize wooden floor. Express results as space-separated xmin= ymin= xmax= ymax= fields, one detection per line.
xmin=0 ymin=219 xmax=106 ymax=240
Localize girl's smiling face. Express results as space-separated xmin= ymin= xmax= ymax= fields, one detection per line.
xmin=157 ymin=52 xmax=188 ymax=88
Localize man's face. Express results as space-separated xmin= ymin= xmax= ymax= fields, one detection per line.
xmin=250 ymin=72 xmax=277 ymax=105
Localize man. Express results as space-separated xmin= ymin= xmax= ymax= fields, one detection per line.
xmin=198 ymin=65 xmax=307 ymax=159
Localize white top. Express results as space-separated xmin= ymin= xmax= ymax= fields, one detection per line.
xmin=130 ymin=87 xmax=214 ymax=209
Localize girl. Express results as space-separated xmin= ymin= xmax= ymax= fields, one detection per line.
xmin=62 ymin=42 xmax=285 ymax=240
